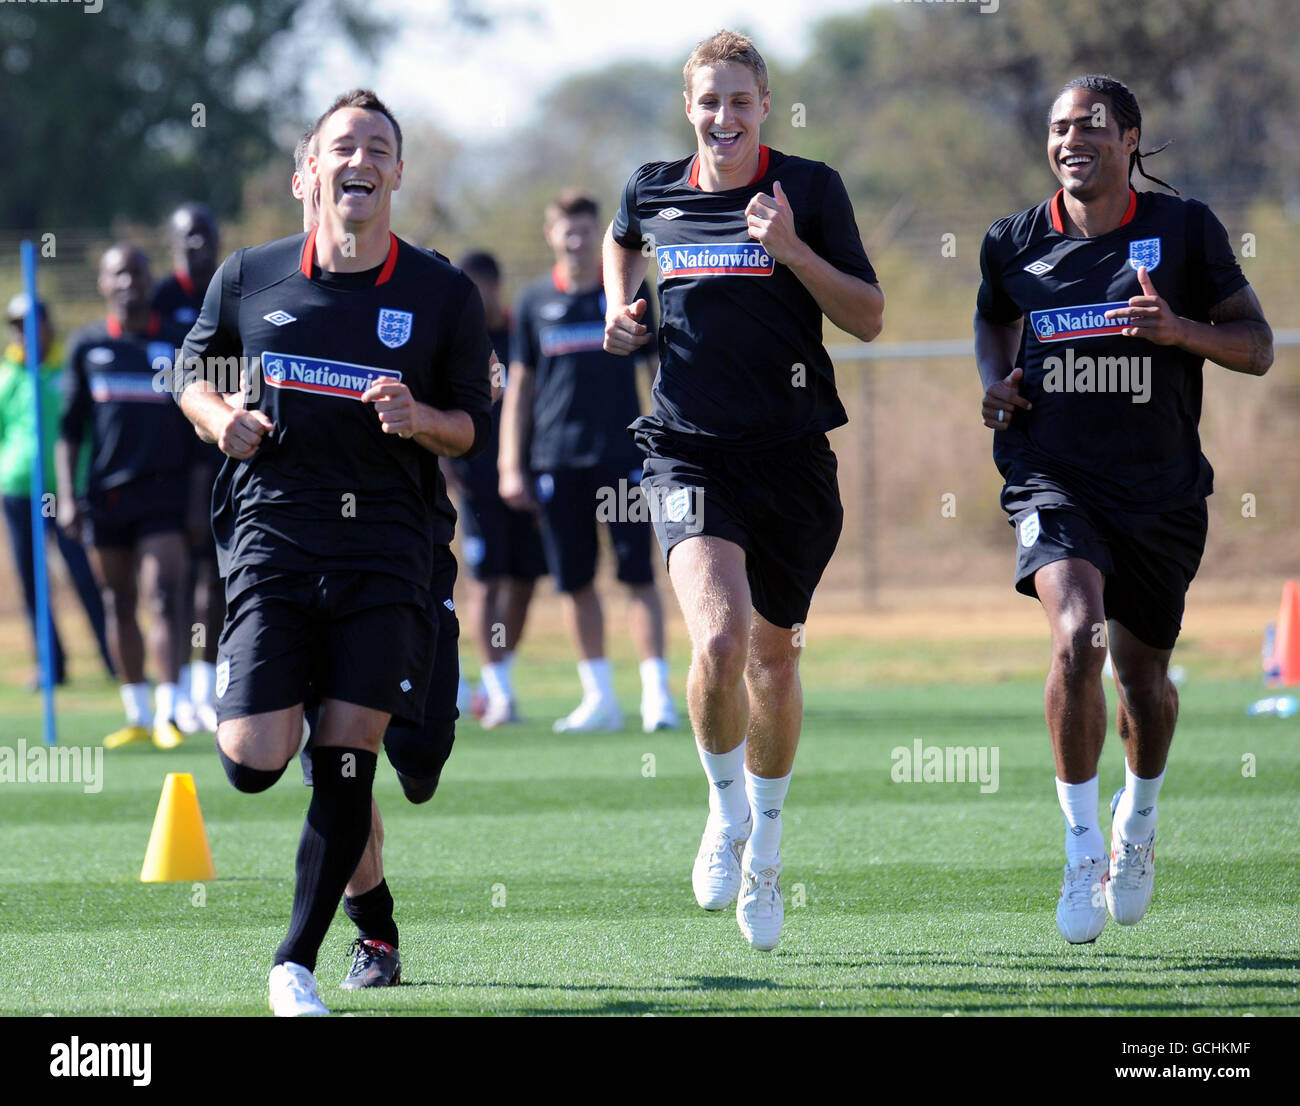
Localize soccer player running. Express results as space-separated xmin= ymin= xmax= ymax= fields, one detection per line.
xmin=175 ymin=90 xmax=492 ymax=1014
xmin=286 ymin=121 xmax=487 ymax=992
xmin=58 ymin=245 xmax=194 ymax=749
xmin=975 ymin=75 xmax=1273 ymax=944
xmin=604 ymin=31 xmax=883 ymax=949
xmin=500 ymin=190 xmax=675 ymax=734
xmin=444 ymin=250 xmax=547 ymax=728
xmin=153 ymin=202 xmax=224 ymax=733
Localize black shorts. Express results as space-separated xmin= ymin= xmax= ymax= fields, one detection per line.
xmin=534 ymin=463 xmax=654 ymax=593
xmin=215 ymin=569 xmax=433 ymax=726
xmin=1001 ymin=476 xmax=1208 ymax=650
xmin=381 ymin=544 xmax=462 ymax=782
xmin=84 ymin=473 xmax=188 ymax=549
xmin=459 ymin=477 xmax=548 ymax=583
xmin=637 ymin=430 xmax=844 ymax=630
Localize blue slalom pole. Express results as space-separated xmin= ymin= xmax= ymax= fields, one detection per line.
xmin=22 ymin=240 xmax=57 ymax=747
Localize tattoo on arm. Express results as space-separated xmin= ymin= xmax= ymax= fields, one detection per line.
xmin=1209 ymin=286 xmax=1273 ymax=374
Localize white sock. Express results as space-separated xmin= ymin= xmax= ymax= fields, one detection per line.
xmin=745 ymin=768 xmax=792 ymax=861
xmin=1056 ymin=775 xmax=1105 ymax=865
xmin=120 ymin=682 xmax=151 ymax=726
xmin=639 ymin=656 xmax=670 ymax=701
xmin=154 ymin=682 xmax=179 ymax=725
xmin=697 ymin=740 xmax=749 ymax=830
xmin=481 ymin=661 xmax=512 ymax=706
xmin=1114 ymin=763 xmax=1163 ymax=843
xmin=190 ymin=660 xmax=215 ymax=707
xmin=577 ymin=658 xmax=615 ymax=703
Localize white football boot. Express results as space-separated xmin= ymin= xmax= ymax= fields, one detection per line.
xmin=481 ymin=697 xmax=518 ymax=730
xmin=1056 ymin=855 xmax=1108 ymax=943
xmin=268 ymin=962 xmax=329 ymax=1016
xmin=692 ymin=813 xmax=751 ymax=910
xmin=552 ymin=696 xmax=623 ymax=733
xmin=1106 ymin=787 xmax=1156 ymax=925
xmin=736 ymin=848 xmax=784 ymax=951
xmin=640 ymin=694 xmax=679 ymax=734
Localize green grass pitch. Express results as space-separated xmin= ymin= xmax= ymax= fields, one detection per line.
xmin=1 ymin=641 xmax=1298 ymax=1016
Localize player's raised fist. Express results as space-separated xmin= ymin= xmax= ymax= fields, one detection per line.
xmin=362 ymin=375 xmax=417 ymax=438
xmin=219 ymin=407 xmax=274 ymax=459
xmin=604 ymin=298 xmax=651 ymax=355
xmin=745 ymin=179 xmax=801 ymax=264
xmin=982 ymin=366 xmax=1032 ymax=430
xmin=1105 ymin=265 xmax=1184 ymax=346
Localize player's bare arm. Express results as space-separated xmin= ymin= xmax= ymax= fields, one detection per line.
xmin=1104 ymin=267 xmax=1273 ymax=375
xmin=53 ymin=435 xmax=81 ymax=539
xmin=745 ymin=180 xmax=883 ymax=343
xmin=974 ymin=312 xmax=1031 ymax=430
xmin=179 ymin=378 xmax=274 ymax=460
xmin=602 ymin=226 xmax=652 ymax=355
xmin=497 ymin=360 xmax=536 ymax=510
xmin=360 ymin=376 xmax=474 ymax=456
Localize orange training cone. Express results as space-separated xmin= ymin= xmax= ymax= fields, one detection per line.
xmin=140 ymin=772 xmax=216 ymax=882
xmin=1276 ymin=580 xmax=1300 ymax=688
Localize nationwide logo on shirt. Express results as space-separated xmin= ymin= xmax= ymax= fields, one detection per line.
xmin=261 ymin=351 xmax=401 ymax=400
xmin=539 ymin=321 xmax=607 ymax=357
xmin=1028 ymin=301 xmax=1131 ymax=343
xmin=656 ymin=242 xmax=775 ymax=279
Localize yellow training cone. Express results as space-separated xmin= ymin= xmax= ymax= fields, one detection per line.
xmin=140 ymin=772 xmax=216 ymax=882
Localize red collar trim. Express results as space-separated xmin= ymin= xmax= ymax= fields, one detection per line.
xmin=174 ymin=269 xmax=196 ymax=297
xmin=299 ymin=228 xmax=399 ymax=285
xmin=105 ymin=312 xmax=160 ymax=340
xmin=688 ymin=144 xmax=771 ymax=190
xmin=1050 ymin=187 xmax=1138 ymax=233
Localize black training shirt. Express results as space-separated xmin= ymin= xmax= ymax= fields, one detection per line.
xmin=178 ymin=231 xmax=491 ymax=598
xmin=511 ymin=272 xmax=652 ymax=471
xmin=978 ymin=189 xmax=1248 ymax=512
xmin=62 ymin=314 xmax=194 ymax=496
xmin=612 ymin=145 xmax=876 ymax=450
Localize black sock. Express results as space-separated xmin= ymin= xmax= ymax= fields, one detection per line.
xmin=274 ymin=746 xmax=377 ymax=973
xmin=344 ymin=878 xmax=398 ymax=948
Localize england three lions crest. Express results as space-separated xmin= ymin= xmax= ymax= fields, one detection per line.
xmin=1128 ymin=237 xmax=1161 ymax=273
xmin=377 ymin=308 xmax=413 ymax=349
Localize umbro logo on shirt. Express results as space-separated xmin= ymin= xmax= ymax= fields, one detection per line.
xmin=1023 ymin=259 xmax=1054 ymax=276
xmin=263 ymin=310 xmax=297 ymax=326
xmin=658 ymin=207 xmax=685 ymax=220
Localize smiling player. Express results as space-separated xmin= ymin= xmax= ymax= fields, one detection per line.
xmin=976 ymin=75 xmax=1273 ymax=944
xmin=175 ymin=89 xmax=492 ymax=1014
xmin=604 ymin=30 xmax=883 ymax=950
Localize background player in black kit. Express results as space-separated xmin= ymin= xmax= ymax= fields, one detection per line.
xmin=175 ymin=90 xmax=492 ymax=1015
xmin=58 ymin=244 xmax=194 ymax=750
xmin=444 ymin=250 xmax=546 ymax=729
xmin=500 ymin=190 xmax=674 ymax=734
xmin=604 ymin=31 xmax=883 ymax=951
xmin=976 ymin=75 xmax=1273 ymax=945
xmin=153 ymin=202 xmax=224 ymax=734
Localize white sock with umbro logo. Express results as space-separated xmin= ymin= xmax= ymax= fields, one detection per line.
xmin=745 ymin=768 xmax=792 ymax=861
xmin=696 ymin=739 xmax=749 ymax=832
